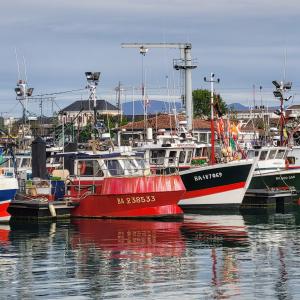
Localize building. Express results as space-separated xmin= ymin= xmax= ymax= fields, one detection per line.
xmin=120 ymin=114 xmax=212 ymax=144
xmin=286 ymin=105 xmax=300 ymax=119
xmin=59 ymin=99 xmax=119 ymax=128
xmin=234 ymin=108 xmax=279 ymax=120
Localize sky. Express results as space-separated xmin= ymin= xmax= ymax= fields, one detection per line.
xmin=1 ymin=0 xmax=300 ymax=117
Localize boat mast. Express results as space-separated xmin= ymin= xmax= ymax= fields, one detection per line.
xmin=204 ymin=73 xmax=220 ymax=165
xmin=85 ymin=72 xmax=100 ymax=135
xmin=14 ymin=79 xmax=34 ymax=149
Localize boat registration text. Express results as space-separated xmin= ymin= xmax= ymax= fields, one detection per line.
xmin=194 ymin=172 xmax=222 ymax=182
xmin=117 ymin=195 xmax=156 ymax=205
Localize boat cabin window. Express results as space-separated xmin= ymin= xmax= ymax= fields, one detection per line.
xmin=259 ymin=150 xmax=268 ymax=161
xmin=186 ymin=151 xmax=193 ymax=163
xmin=16 ymin=158 xmax=21 ymax=168
xmin=179 ymin=151 xmax=186 ymax=164
xmin=194 ymin=148 xmax=202 ymax=157
xmin=0 ymin=157 xmax=9 ymax=168
xmin=135 ymin=159 xmax=147 ymax=170
xmin=276 ymin=149 xmax=286 ymax=159
xmin=77 ymin=160 xmax=104 ymax=177
xmin=169 ymin=151 xmax=177 ymax=163
xmin=21 ymin=158 xmax=31 ymax=168
xmin=247 ymin=150 xmax=260 ymax=159
xmin=268 ymin=149 xmax=277 ymax=159
xmin=105 ymin=159 xmax=124 ymax=176
xmin=123 ymin=159 xmax=138 ymax=174
xmin=150 ymin=150 xmax=166 ymax=165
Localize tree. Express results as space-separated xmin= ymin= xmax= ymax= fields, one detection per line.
xmin=193 ymin=89 xmax=227 ymax=118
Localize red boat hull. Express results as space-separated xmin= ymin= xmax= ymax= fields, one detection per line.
xmin=70 ymin=175 xmax=185 ymax=218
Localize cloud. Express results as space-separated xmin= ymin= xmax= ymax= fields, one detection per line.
xmin=1 ymin=0 xmax=300 ymax=115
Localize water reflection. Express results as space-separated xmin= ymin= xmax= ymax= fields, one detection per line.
xmin=0 ymin=224 xmax=10 ymax=246
xmin=71 ymin=219 xmax=185 ymax=258
xmin=2 ymin=208 xmax=300 ymax=299
xmin=182 ymin=214 xmax=249 ymax=248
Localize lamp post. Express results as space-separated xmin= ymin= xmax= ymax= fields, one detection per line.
xmin=272 ymin=80 xmax=292 ymax=145
xmin=14 ymin=79 xmax=34 ymax=125
xmin=204 ymin=73 xmax=220 ymax=165
xmin=85 ymin=72 xmax=100 ymax=129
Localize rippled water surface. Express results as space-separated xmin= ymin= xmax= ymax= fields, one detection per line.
xmin=2 ymin=207 xmax=300 ymax=299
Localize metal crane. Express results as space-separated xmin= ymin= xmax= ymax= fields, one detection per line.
xmin=121 ymin=43 xmax=197 ymax=131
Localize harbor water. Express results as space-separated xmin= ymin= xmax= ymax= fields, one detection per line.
xmin=1 ymin=208 xmax=300 ymax=299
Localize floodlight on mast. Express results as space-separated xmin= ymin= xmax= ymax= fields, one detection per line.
xmin=85 ymin=72 xmax=101 ymax=127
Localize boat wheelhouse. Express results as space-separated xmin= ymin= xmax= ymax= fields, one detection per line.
xmin=247 ymin=146 xmax=287 ymax=174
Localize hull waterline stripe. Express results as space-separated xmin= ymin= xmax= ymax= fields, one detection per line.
xmin=183 ymin=181 xmax=246 ymax=199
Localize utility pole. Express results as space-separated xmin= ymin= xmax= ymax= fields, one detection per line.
xmin=204 ymin=73 xmax=220 ymax=165
xmin=115 ymin=81 xmax=124 ymax=123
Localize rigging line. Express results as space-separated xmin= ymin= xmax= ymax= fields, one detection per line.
xmin=31 ymin=88 xmax=87 ymax=97
xmin=23 ymin=55 xmax=28 ymax=83
xmin=14 ymin=48 xmax=21 ymax=81
xmin=7 ymin=101 xmax=20 ymax=114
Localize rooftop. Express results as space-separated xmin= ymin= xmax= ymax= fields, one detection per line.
xmin=121 ymin=114 xmax=211 ymax=131
xmin=61 ymin=100 xmax=118 ymax=112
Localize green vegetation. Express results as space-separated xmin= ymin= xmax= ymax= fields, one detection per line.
xmin=193 ymin=89 xmax=227 ymax=118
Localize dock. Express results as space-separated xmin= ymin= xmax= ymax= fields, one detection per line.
xmin=242 ymin=188 xmax=297 ymax=209
xmin=8 ymin=199 xmax=77 ymax=220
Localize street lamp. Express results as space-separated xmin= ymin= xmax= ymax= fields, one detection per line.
xmin=272 ymin=79 xmax=292 ymax=145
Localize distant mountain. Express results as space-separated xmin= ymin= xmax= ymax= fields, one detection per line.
xmin=122 ymin=100 xmax=182 ymax=115
xmin=227 ymin=103 xmax=248 ymax=111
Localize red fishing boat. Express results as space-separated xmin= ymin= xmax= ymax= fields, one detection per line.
xmin=63 ymin=152 xmax=185 ymax=218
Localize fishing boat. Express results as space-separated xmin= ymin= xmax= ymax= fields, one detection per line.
xmin=62 ymin=151 xmax=186 ymax=218
xmin=131 ymin=131 xmax=254 ymax=210
xmin=179 ymin=159 xmax=254 ymax=210
xmin=0 ymin=176 xmax=18 ymax=222
xmin=246 ymin=146 xmax=300 ymax=194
